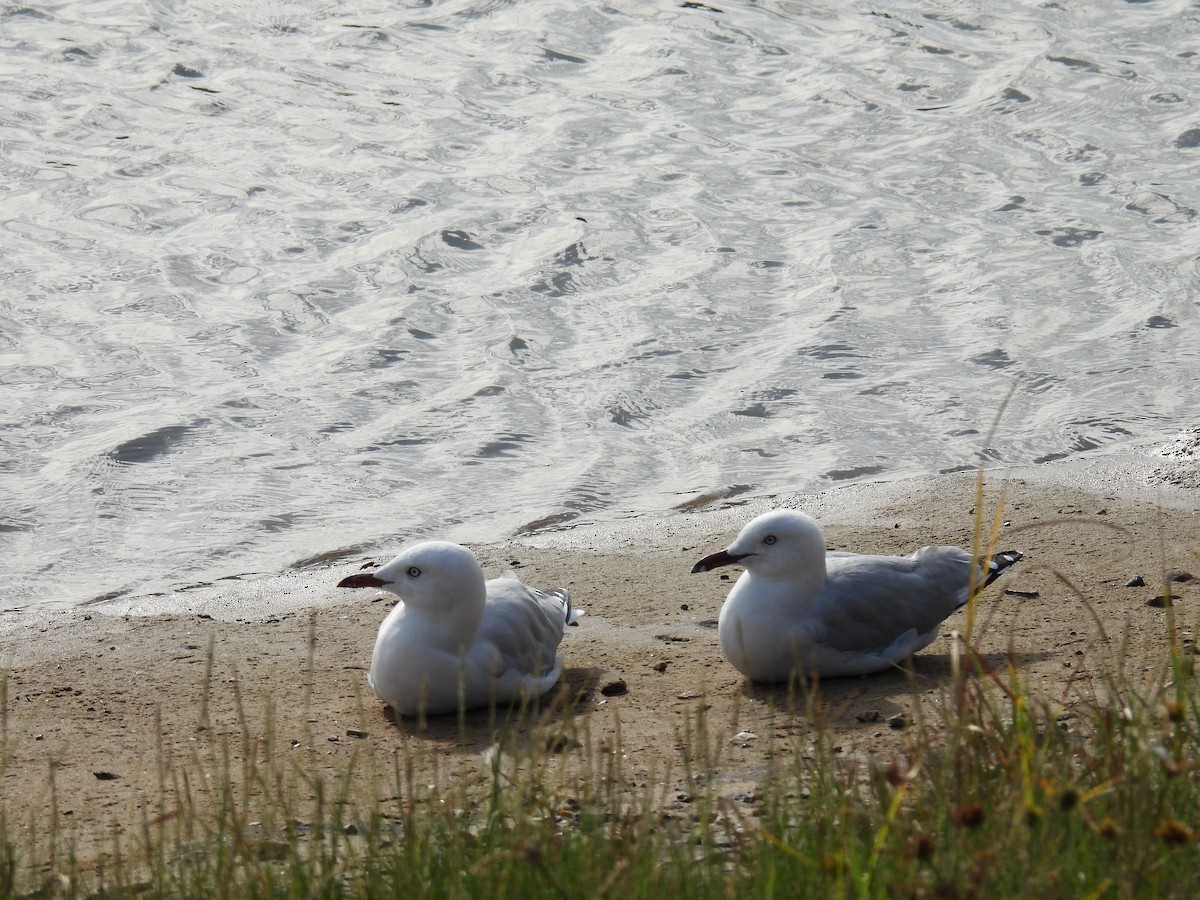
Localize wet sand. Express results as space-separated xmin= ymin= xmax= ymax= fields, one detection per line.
xmin=3 ymin=442 xmax=1198 ymax=871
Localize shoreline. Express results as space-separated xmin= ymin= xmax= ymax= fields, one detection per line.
xmin=2 ymin=442 xmax=1197 ymax=870
xmin=8 ymin=432 xmax=1198 ymax=630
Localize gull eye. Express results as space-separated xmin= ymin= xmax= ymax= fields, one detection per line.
xmin=763 ymin=534 xmax=777 ymax=546
xmin=406 ymin=566 xmax=421 ymax=578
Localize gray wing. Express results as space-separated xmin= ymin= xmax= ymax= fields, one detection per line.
xmin=477 ymin=578 xmax=573 ymax=677
xmin=810 ymin=546 xmax=974 ymax=656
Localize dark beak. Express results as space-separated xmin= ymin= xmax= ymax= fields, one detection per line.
xmin=337 ymin=572 xmax=387 ymax=589
xmin=690 ymin=549 xmax=748 ymax=574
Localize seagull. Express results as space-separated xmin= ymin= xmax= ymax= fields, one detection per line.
xmin=338 ymin=541 xmax=582 ymax=717
xmin=691 ymin=509 xmax=1022 ymax=682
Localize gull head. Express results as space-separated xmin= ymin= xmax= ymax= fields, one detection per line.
xmin=691 ymin=509 xmax=827 ymax=579
xmin=337 ymin=540 xmax=487 ymax=612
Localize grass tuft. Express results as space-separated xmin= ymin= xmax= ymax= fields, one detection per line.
xmin=6 ymin=607 xmax=1200 ymax=898
xmin=4 ymin=480 xmax=1200 ymax=896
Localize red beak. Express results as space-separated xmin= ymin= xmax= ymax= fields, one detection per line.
xmin=337 ymin=572 xmax=387 ymax=589
xmin=690 ymin=549 xmax=748 ymax=574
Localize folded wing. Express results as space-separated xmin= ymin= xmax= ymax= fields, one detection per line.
xmin=810 ymin=546 xmax=975 ymax=658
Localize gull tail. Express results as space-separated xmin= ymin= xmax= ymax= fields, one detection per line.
xmin=982 ymin=550 xmax=1023 ymax=588
xmin=551 ymin=587 xmax=584 ymax=629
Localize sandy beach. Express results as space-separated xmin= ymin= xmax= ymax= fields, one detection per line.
xmin=3 ymin=440 xmax=1197 ymax=871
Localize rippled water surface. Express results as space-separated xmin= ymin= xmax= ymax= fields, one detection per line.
xmin=4 ymin=0 xmax=1200 ymax=609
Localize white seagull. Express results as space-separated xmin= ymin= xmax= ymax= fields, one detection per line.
xmin=691 ymin=509 xmax=1022 ymax=682
xmin=338 ymin=541 xmax=582 ymax=717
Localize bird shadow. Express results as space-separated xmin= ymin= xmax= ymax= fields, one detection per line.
xmin=738 ymin=649 xmax=1058 ymax=728
xmin=375 ymin=666 xmax=605 ymax=751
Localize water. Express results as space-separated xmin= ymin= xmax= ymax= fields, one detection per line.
xmin=3 ymin=0 xmax=1199 ymax=610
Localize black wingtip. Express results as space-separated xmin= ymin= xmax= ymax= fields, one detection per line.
xmin=982 ymin=550 xmax=1023 ymax=588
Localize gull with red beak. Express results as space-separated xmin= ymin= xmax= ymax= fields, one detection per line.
xmin=692 ymin=509 xmax=1021 ymax=683
xmin=339 ymin=541 xmax=582 ymax=717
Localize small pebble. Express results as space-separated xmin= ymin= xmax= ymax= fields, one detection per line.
xmin=1147 ymin=595 xmax=1180 ymax=608
xmin=1169 ymin=568 xmax=1193 ymax=583
xmin=600 ymin=679 xmax=627 ymax=697
xmin=652 ymin=661 xmax=669 ymax=672
xmin=1126 ymin=574 xmax=1146 ymax=587
xmin=888 ymin=714 xmax=907 ymax=730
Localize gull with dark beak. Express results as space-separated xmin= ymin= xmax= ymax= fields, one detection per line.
xmin=339 ymin=541 xmax=582 ymax=717
xmin=692 ymin=509 xmax=1021 ymax=682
